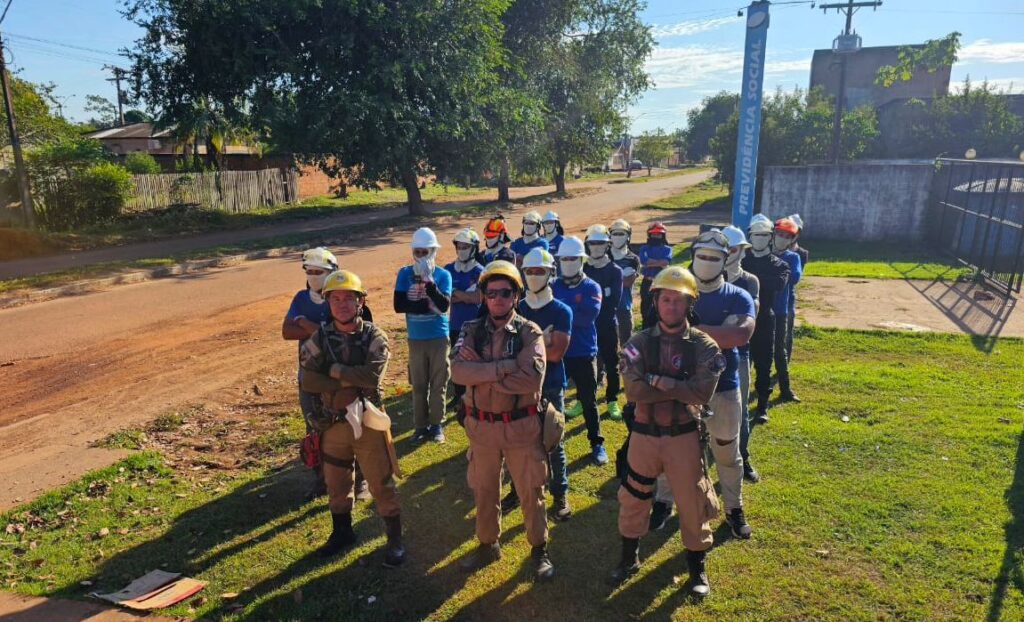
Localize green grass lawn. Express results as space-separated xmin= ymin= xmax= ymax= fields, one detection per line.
xmin=800 ymin=240 xmax=974 ymax=281
xmin=2 ymin=328 xmax=1021 ymax=621
xmin=643 ymin=180 xmax=729 ymax=211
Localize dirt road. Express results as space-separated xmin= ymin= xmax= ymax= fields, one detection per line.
xmin=0 ymin=170 xmax=717 ymax=510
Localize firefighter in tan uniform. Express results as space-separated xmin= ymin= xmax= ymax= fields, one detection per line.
xmin=611 ymin=266 xmax=726 ymax=597
xmin=450 ymin=260 xmax=554 ymax=581
xmin=299 ymin=270 xmax=406 ymax=568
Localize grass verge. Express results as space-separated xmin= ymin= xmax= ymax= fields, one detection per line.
xmin=642 ymin=179 xmax=729 ymax=211
xmin=2 ymin=329 xmax=1021 ymax=621
xmin=800 ymin=240 xmax=974 ymax=281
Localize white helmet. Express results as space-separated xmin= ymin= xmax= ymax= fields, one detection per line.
xmin=720 ymin=225 xmax=751 ymax=250
xmin=585 ymin=224 xmax=611 ymax=243
xmin=556 ymin=236 xmax=586 ymax=258
xmin=523 ymin=210 xmax=542 ymax=224
xmin=302 ymin=247 xmax=338 ymax=271
xmin=522 ymin=248 xmax=556 ymax=270
xmin=412 ymin=227 xmax=440 ymax=249
xmin=748 ymin=214 xmax=774 ymax=234
xmin=452 ymin=228 xmax=480 ymax=246
xmin=788 ymin=214 xmax=804 ymax=230
xmin=542 ymin=210 xmax=560 ymax=223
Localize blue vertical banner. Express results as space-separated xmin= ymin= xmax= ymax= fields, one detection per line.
xmin=731 ymin=1 xmax=771 ymax=231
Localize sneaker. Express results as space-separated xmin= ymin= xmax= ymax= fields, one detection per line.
xmin=412 ymin=428 xmax=430 ymax=443
xmin=779 ymin=391 xmax=801 ymax=403
xmin=354 ymin=478 xmax=372 ymax=501
xmin=500 ymin=488 xmax=520 ymax=514
xmin=607 ymin=401 xmax=623 ymax=421
xmin=648 ymin=500 xmax=672 ymax=531
xmin=725 ymin=507 xmax=753 ymax=539
xmin=428 ymin=424 xmax=446 ymax=444
xmin=551 ymin=495 xmax=572 ymax=521
xmin=564 ymin=401 xmax=583 ymax=419
xmin=753 ymin=409 xmax=770 ymax=425
xmin=592 ymin=444 xmax=609 ymax=466
xmin=743 ymin=463 xmax=761 ymax=483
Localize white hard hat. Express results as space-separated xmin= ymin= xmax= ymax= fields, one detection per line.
xmin=556 ymin=236 xmax=586 ymax=258
xmin=411 ymin=227 xmax=440 ymax=249
xmin=585 ymin=224 xmax=611 ymax=243
xmin=302 ymin=247 xmax=338 ymax=271
xmin=748 ymin=214 xmax=773 ymax=234
xmin=609 ymin=218 xmax=631 ymax=233
xmin=361 ymin=400 xmax=392 ymax=432
xmin=452 ymin=228 xmax=480 ymax=246
xmin=788 ymin=214 xmax=804 ymax=230
xmin=523 ymin=210 xmax=542 ymax=223
xmin=692 ymin=229 xmax=730 ymax=255
xmin=720 ymin=225 xmax=751 ymax=249
xmin=522 ymin=248 xmax=556 ymax=270
xmin=542 ymin=210 xmax=560 ymax=222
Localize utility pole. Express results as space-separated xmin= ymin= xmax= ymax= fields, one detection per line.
xmin=0 ymin=31 xmax=34 ymax=227
xmin=819 ymin=0 xmax=881 ymax=163
xmin=104 ymin=65 xmax=127 ymax=126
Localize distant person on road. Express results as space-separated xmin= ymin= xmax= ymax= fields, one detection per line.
xmin=481 ymin=216 xmax=516 ymax=265
xmin=444 ymin=228 xmax=484 ymax=410
xmin=283 ymin=247 xmax=369 ymax=502
xmin=299 ymin=270 xmax=405 ymax=567
xmin=541 ymin=210 xmax=565 ymax=256
xmin=510 ymin=210 xmax=549 ymax=266
xmin=638 ymin=222 xmax=672 ymax=329
xmin=393 ymin=227 xmax=453 ymax=443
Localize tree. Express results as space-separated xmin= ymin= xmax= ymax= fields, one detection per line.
xmin=84 ymin=95 xmax=118 ymax=129
xmin=124 ymin=109 xmax=152 ymax=124
xmin=539 ymin=0 xmax=653 ymax=193
xmin=0 ymin=78 xmax=77 ymax=150
xmin=632 ymin=128 xmax=673 ymax=175
xmin=125 ymin=0 xmax=509 ymax=215
xmin=876 ymin=32 xmax=961 ymax=88
xmin=124 ymin=152 xmax=161 ymax=174
xmin=682 ymin=91 xmax=738 ymax=162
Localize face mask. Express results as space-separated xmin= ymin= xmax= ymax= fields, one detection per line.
xmin=692 ymin=256 xmax=724 ymax=282
xmin=610 ymin=232 xmax=628 ymax=249
xmin=560 ymin=258 xmax=583 ymax=278
xmin=588 ymin=242 xmax=609 ymax=260
xmin=648 ymin=236 xmax=665 ymax=246
xmin=307 ymin=273 xmax=327 ymax=293
xmin=309 ymin=289 xmax=325 ymax=305
xmin=774 ymin=236 xmax=792 ymax=252
xmin=414 ymin=256 xmax=435 ymax=278
xmin=457 ymin=246 xmax=475 ymax=262
xmin=523 ymin=222 xmax=539 ymax=236
xmin=525 ymin=273 xmax=550 ymax=293
xmin=485 ymin=237 xmax=499 ymax=250
xmin=543 ymin=222 xmax=558 ymax=236
xmin=725 ymin=248 xmax=745 ymax=274
xmin=749 ymin=233 xmax=771 ymax=253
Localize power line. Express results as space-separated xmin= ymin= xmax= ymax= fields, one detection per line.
xmin=1 ymin=31 xmax=123 ymax=58
xmin=6 ymin=41 xmax=114 ymax=65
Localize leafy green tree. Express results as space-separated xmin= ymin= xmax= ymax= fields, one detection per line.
xmin=0 ymin=78 xmax=77 ymax=149
xmin=876 ymin=32 xmax=961 ymax=88
xmin=124 ymin=152 xmax=162 ymax=174
xmin=84 ymin=95 xmax=119 ymax=129
xmin=125 ymin=0 xmax=509 ymax=215
xmin=632 ymin=128 xmax=673 ymax=175
xmin=682 ymin=91 xmax=738 ymax=162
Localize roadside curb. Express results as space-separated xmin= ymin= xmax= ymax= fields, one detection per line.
xmin=0 ymin=246 xmax=302 ymax=310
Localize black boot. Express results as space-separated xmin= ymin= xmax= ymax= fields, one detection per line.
xmin=743 ymin=461 xmax=761 ymax=483
xmin=460 ymin=542 xmax=501 ymax=571
xmin=753 ymin=395 xmax=770 ymax=424
xmin=608 ymin=537 xmax=641 ymax=585
xmin=779 ymin=389 xmax=801 ymax=403
xmin=685 ymin=549 xmax=710 ymax=597
xmin=500 ymin=488 xmax=520 ymax=514
xmin=382 ymin=514 xmax=406 ymax=568
xmin=318 ymin=512 xmax=356 ymax=557
xmin=532 ymin=544 xmax=555 ymax=582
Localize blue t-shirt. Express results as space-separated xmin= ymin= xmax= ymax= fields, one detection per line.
xmin=693 ymin=282 xmax=755 ymax=392
xmin=773 ymin=250 xmax=802 ymax=317
xmin=730 ymin=272 xmax=758 ymax=357
xmin=583 ymin=261 xmax=622 ymax=327
xmin=444 ymin=262 xmax=484 ymax=335
xmin=639 ymin=244 xmax=673 ymax=278
xmin=394 ymin=265 xmax=453 ymax=340
xmin=510 ymin=236 xmax=549 ymax=259
xmin=518 ymin=298 xmax=573 ymax=391
xmin=552 ymin=277 xmax=602 ymax=358
xmin=545 ymin=234 xmax=564 ymax=256
xmin=286 ymin=289 xmax=331 ymax=353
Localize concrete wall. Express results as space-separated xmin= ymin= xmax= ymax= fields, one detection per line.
xmin=810 ymin=46 xmax=950 ymax=109
xmin=760 ymin=161 xmax=935 ymax=241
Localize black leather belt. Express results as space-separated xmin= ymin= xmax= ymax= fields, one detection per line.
xmin=631 ymin=420 xmax=698 ymax=437
xmin=469 ymin=405 xmax=539 ymax=423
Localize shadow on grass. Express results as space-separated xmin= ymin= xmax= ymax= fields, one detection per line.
xmin=986 ymin=424 xmax=1024 ymax=622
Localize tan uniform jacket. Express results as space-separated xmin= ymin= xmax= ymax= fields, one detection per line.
xmin=299 ymin=318 xmax=390 ymax=414
xmin=450 ymin=313 xmax=546 ymax=413
xmin=621 ymin=324 xmax=724 ymax=426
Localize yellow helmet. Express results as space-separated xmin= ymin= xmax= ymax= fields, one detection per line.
xmin=321 ymin=270 xmax=367 ymax=297
xmin=478 ymin=260 xmax=523 ymax=290
xmin=650 ymin=266 xmax=698 ymax=299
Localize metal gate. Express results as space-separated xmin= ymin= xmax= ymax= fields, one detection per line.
xmin=931 ymin=158 xmax=1024 ymax=295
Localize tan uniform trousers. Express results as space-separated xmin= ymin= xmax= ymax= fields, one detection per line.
xmin=321 ymin=421 xmax=400 ymax=517
xmin=618 ymin=429 xmax=713 ymax=552
xmin=464 ymin=414 xmax=549 ymax=547
xmin=409 ymin=337 xmax=451 ymax=428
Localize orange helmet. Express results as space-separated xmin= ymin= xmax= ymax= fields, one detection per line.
xmin=774 ymin=218 xmax=799 ymax=236
xmin=483 ymin=216 xmax=508 ymax=240
xmin=647 ymin=222 xmax=667 ymax=236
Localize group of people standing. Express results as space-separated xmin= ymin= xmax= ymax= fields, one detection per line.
xmin=278 ymin=208 xmax=809 ymax=596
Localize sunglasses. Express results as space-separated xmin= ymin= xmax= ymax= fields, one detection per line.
xmin=484 ymin=288 xmax=515 ymax=300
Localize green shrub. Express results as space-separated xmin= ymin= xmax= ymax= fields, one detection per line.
xmin=35 ymin=163 xmax=134 ymax=230
xmin=123 ymin=152 xmax=162 ymax=174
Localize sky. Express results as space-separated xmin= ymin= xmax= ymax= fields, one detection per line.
xmin=1 ymin=0 xmax=1022 ymax=134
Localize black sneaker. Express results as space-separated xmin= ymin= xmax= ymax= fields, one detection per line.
xmin=725 ymin=507 xmax=753 ymax=539
xmin=743 ymin=463 xmax=761 ymax=483
xmin=412 ymin=428 xmax=430 ymax=443
xmin=779 ymin=391 xmax=801 ymax=403
xmin=500 ymin=488 xmax=520 ymax=514
xmin=532 ymin=545 xmax=555 ymax=582
xmin=551 ymin=495 xmax=572 ymax=521
xmin=649 ymin=500 xmax=672 ymax=531
xmin=428 ymin=424 xmax=446 ymax=444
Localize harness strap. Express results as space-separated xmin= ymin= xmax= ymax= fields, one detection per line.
xmin=321 ymin=453 xmax=354 ymax=469
xmin=626 ymin=465 xmax=657 ymax=486
xmin=621 ymin=479 xmax=653 ymax=501
xmin=631 ymin=420 xmax=699 ymax=437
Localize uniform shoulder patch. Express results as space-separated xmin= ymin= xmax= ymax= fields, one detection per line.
xmin=700 ymin=350 xmax=727 ymax=374
xmin=623 ymin=342 xmax=641 ymax=362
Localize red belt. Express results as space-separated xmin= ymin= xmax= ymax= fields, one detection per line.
xmin=468 ymin=405 xmax=539 ymax=423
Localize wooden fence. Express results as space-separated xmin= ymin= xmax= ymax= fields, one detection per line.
xmin=125 ymin=168 xmax=298 ymax=213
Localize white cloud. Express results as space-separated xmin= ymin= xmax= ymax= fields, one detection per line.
xmin=650 ymin=16 xmax=740 ymax=38
xmin=959 ymin=39 xmax=1024 ymax=64
xmin=646 ymin=45 xmax=809 ymax=89
xmin=950 ymin=77 xmax=1023 ymax=94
